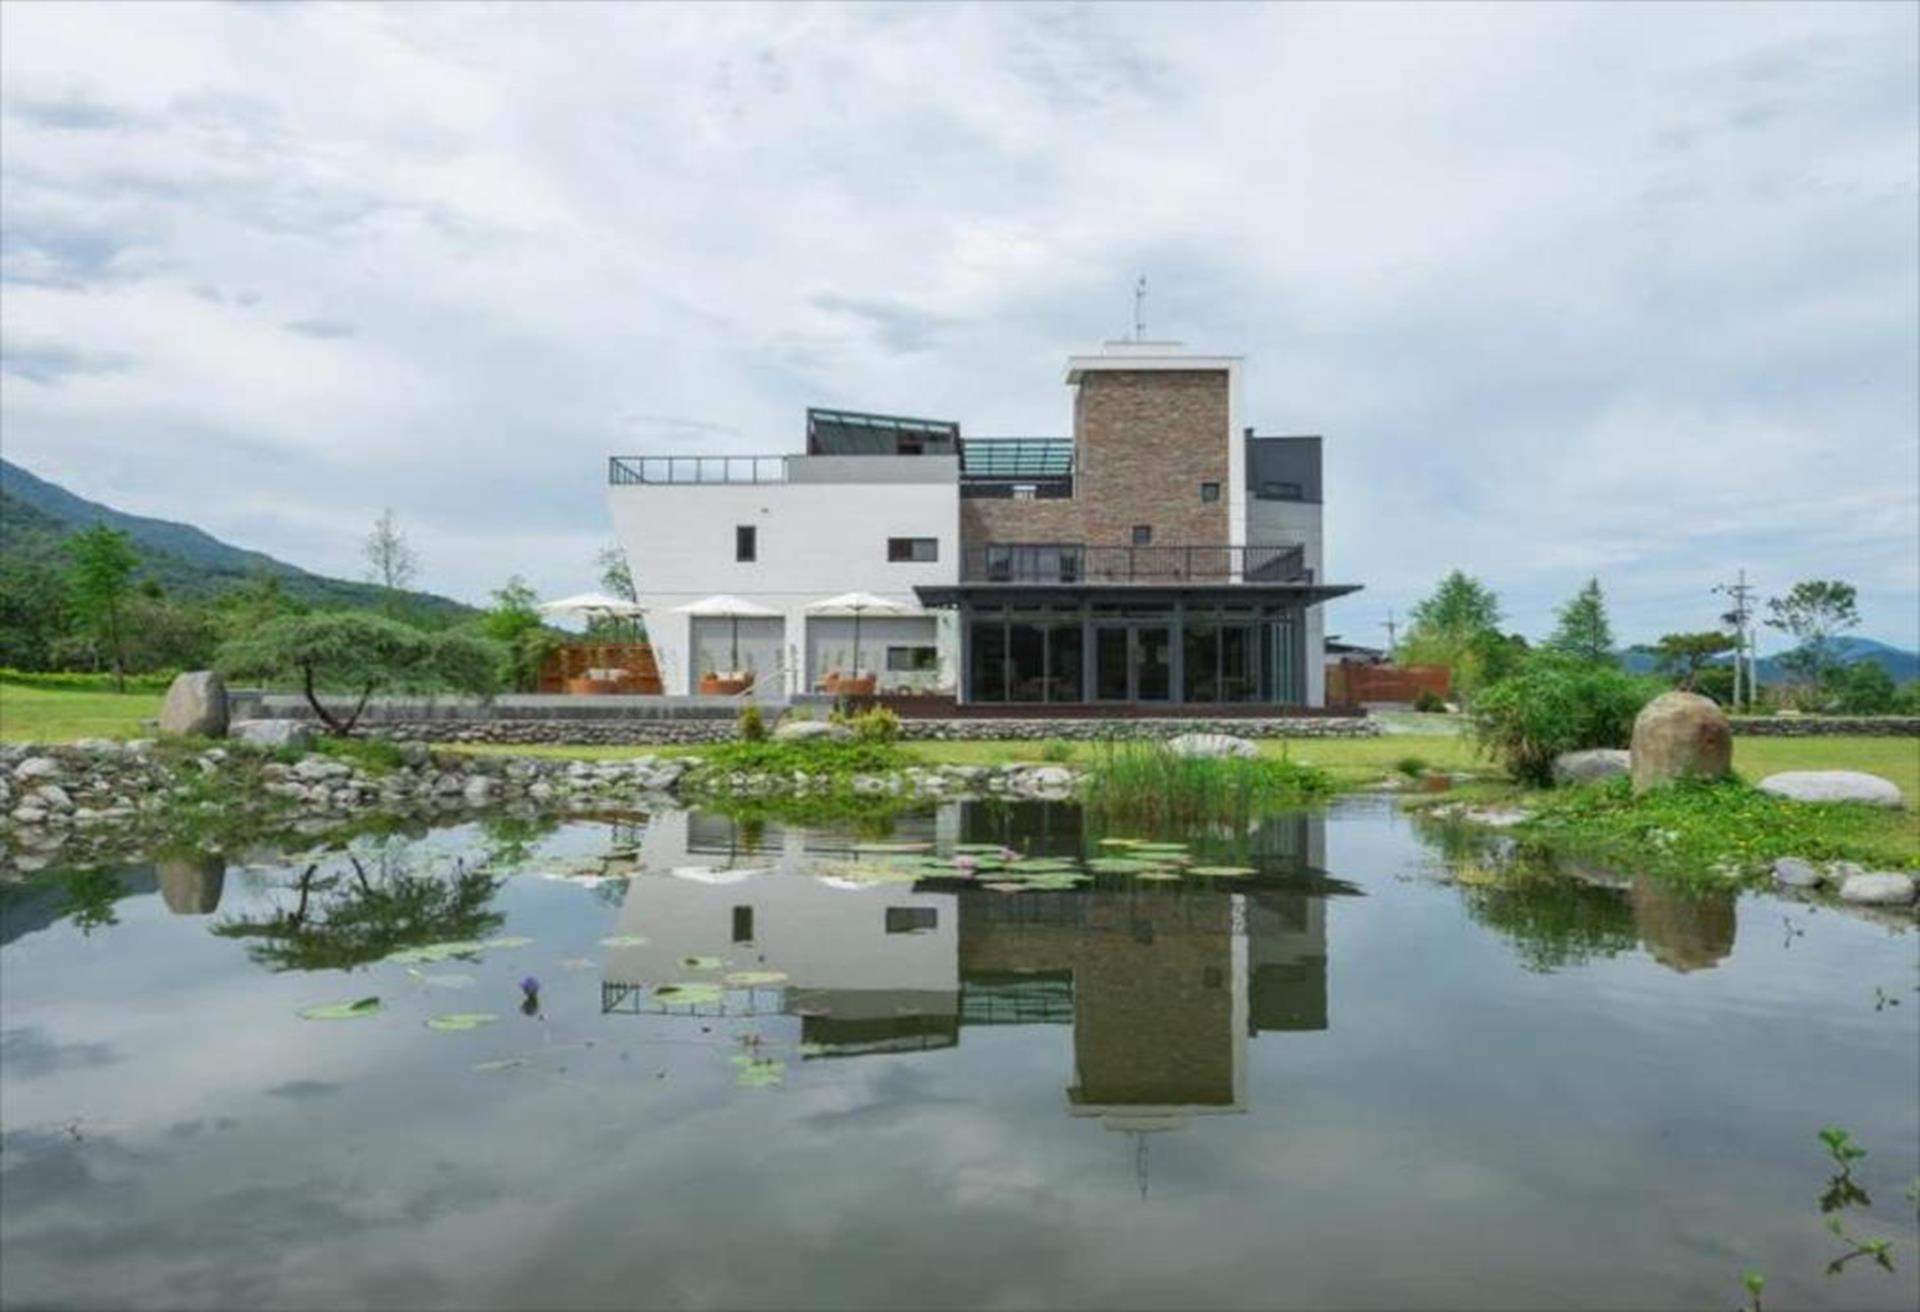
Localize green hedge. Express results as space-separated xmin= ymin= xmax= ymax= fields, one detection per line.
xmin=0 ymin=668 xmax=179 ymax=694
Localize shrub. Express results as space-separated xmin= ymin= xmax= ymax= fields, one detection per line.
xmin=1039 ymin=741 xmax=1074 ymax=763
xmin=1412 ymin=690 xmax=1448 ymax=713
xmin=1394 ymin=755 xmax=1429 ymax=779
xmin=848 ymin=706 xmax=901 ymax=744
xmin=737 ymin=702 xmax=767 ymax=742
xmin=0 ymin=668 xmax=179 ymax=694
xmin=1468 ymin=654 xmax=1657 ymax=785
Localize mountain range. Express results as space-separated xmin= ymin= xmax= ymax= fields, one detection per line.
xmin=1619 ymin=636 xmax=1918 ymax=683
xmin=0 ymin=458 xmax=472 ymax=618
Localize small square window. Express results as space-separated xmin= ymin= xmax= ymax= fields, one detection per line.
xmin=886 ymin=537 xmax=938 ymax=563
xmin=1131 ymin=525 xmax=1153 ymax=546
xmin=735 ymin=525 xmax=757 ymax=562
xmin=1200 ymin=482 xmax=1220 ymax=503
xmin=731 ymin=905 xmax=754 ymax=943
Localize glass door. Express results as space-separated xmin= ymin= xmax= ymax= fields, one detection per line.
xmin=1135 ymin=625 xmax=1172 ymax=701
xmin=1094 ymin=626 xmax=1130 ymax=701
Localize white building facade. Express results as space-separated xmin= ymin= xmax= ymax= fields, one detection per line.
xmin=606 ymin=345 xmax=1359 ymax=706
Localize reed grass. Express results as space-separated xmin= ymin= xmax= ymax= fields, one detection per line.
xmin=1081 ymin=740 xmax=1334 ymax=827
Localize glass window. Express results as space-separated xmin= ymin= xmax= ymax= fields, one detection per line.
xmin=886 ymin=906 xmax=938 ymax=934
xmin=735 ymin=525 xmax=756 ymax=562
xmin=1220 ymin=624 xmax=1255 ymax=702
xmin=1200 ymin=482 xmax=1220 ymax=503
xmin=886 ymin=645 xmax=938 ymax=672
xmin=731 ymin=906 xmax=754 ymax=944
xmin=1008 ymin=623 xmax=1046 ymax=702
xmin=1183 ymin=623 xmax=1220 ymax=702
xmin=969 ymin=621 xmax=1006 ymax=701
xmin=887 ymin=537 xmax=938 ymax=562
xmin=1131 ymin=525 xmax=1152 ymax=546
xmin=1258 ymin=481 xmax=1304 ymax=501
xmin=1046 ymin=623 xmax=1083 ymax=701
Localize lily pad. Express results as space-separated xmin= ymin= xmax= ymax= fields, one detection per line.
xmin=406 ymin=968 xmax=477 ymax=989
xmin=983 ymin=881 xmax=1029 ymax=892
xmin=298 ymin=997 xmax=381 ymax=1021
xmin=472 ymin=1057 xmax=528 ymax=1073
xmin=852 ymin=841 xmax=932 ymax=853
xmin=1097 ymin=838 xmax=1143 ymax=847
xmin=425 ymin=1013 xmax=501 ymax=1032
xmin=385 ymin=940 xmax=486 ymax=965
xmin=723 ymin=970 xmax=790 ymax=987
xmin=1186 ymin=865 xmax=1257 ymax=877
xmin=731 ymin=1056 xmax=785 ymax=1088
xmin=680 ymin=955 xmax=727 ymax=970
xmin=483 ymin=936 xmax=535 ymax=950
xmin=653 ymin=982 xmax=724 ymax=1005
xmin=1135 ymin=871 xmax=1184 ymax=882
xmin=598 ymin=935 xmax=649 ymax=948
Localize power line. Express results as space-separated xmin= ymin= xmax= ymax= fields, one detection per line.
xmin=1712 ymin=569 xmax=1758 ymax=710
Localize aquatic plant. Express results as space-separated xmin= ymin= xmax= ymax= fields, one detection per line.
xmin=298 ymin=997 xmax=381 ymax=1020
xmin=1081 ymin=741 xmax=1333 ymax=827
xmin=1467 ymin=653 xmax=1656 ymax=784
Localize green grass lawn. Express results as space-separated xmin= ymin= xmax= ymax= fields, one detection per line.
xmin=0 ymin=685 xmax=161 ymax=743
xmin=4 ymin=683 xmax=1913 ymax=803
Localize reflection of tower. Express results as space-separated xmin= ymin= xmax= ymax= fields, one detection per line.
xmin=156 ymin=853 xmax=225 ymax=916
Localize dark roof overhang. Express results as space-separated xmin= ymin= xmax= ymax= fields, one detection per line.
xmin=913 ymin=583 xmax=1364 ymax=608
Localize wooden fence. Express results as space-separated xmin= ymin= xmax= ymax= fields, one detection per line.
xmin=1325 ymin=661 xmax=1451 ymax=706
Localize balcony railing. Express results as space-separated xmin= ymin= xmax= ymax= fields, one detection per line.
xmin=961 ymin=544 xmax=1311 ymax=585
xmin=610 ymin=455 xmax=790 ymax=485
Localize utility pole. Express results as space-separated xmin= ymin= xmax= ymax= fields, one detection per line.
xmin=1382 ymin=609 xmax=1398 ymax=659
xmin=1133 ymin=275 xmax=1147 ymax=341
xmin=1713 ymin=569 xmax=1757 ymax=710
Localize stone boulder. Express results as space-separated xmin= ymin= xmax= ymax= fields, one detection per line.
xmin=1552 ymin=749 xmax=1631 ymax=786
xmin=1837 ymin=872 xmax=1917 ymax=906
xmin=1165 ymin=733 xmax=1259 ymax=760
xmin=773 ymin=719 xmax=852 ymax=743
xmin=1771 ymin=857 xmax=1825 ymax=889
xmin=158 ymin=671 xmax=229 ymax=738
xmin=1756 ymin=771 xmax=1906 ymax=809
xmin=229 ymin=719 xmax=314 ymax=751
xmin=1629 ymin=691 xmax=1731 ymax=795
xmin=12 ymin=757 xmax=62 ymax=783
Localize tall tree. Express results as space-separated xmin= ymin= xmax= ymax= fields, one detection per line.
xmin=1646 ymin=631 xmax=1735 ymax=690
xmin=596 ymin=543 xmax=636 ymax=602
xmin=1399 ymin=570 xmax=1512 ymax=694
xmin=479 ymin=576 xmax=554 ymax=691
xmin=363 ymin=508 xmax=418 ymax=614
xmin=1545 ymin=578 xmax=1616 ymax=664
xmin=1765 ymin=579 xmax=1859 ymax=689
xmin=64 ymin=524 xmax=140 ymax=690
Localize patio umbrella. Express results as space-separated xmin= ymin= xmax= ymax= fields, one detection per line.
xmin=805 ymin=591 xmax=909 ymax=677
xmin=673 ymin=594 xmax=781 ymax=672
xmin=536 ymin=591 xmax=645 ymax=619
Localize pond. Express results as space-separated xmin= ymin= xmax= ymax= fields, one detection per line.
xmin=1 ymin=798 xmax=1915 ymax=1310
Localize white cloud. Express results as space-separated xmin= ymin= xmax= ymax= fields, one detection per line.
xmin=0 ymin=1 xmax=1913 ymax=646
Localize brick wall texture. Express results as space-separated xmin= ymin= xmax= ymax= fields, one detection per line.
xmin=961 ymin=368 xmax=1230 ymax=549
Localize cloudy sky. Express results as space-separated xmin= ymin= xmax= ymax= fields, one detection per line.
xmin=2 ymin=1 xmax=1915 ymax=649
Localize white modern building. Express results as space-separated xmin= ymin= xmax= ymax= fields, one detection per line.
xmin=607 ymin=343 xmax=1360 ymax=706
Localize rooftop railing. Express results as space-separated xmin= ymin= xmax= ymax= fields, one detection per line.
xmin=960 ymin=544 xmax=1311 ymax=585
xmin=609 ymin=455 xmax=791 ymax=485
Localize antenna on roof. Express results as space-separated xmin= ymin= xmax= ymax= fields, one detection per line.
xmin=1132 ymin=275 xmax=1147 ymax=341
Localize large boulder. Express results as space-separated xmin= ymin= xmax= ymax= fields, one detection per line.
xmin=1756 ymin=771 xmax=1906 ymax=809
xmin=1629 ymin=691 xmax=1731 ymax=795
xmin=1165 ymin=733 xmax=1259 ymax=760
xmin=158 ymin=671 xmax=229 ymax=738
xmin=772 ymin=719 xmax=852 ymax=743
xmin=1552 ymin=749 xmax=1630 ymax=786
xmin=1837 ymin=872 xmax=1917 ymax=906
xmin=229 ymin=719 xmax=314 ymax=752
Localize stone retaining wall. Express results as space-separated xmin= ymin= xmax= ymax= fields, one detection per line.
xmin=1729 ymin=717 xmax=1920 ymax=737
xmin=367 ymin=716 xmax=1381 ymax=746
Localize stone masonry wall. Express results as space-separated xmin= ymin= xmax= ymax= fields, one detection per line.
xmin=369 ymin=717 xmax=1380 ymax=746
xmin=1076 ymin=369 xmax=1230 ymax=547
xmin=957 ymin=368 xmax=1231 ymax=552
xmin=1728 ymin=716 xmax=1920 ymax=737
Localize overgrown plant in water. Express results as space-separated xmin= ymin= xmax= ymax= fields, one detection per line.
xmin=1082 ymin=741 xmax=1332 ymax=827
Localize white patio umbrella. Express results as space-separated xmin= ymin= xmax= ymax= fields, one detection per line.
xmin=537 ymin=591 xmax=646 ymax=620
xmin=805 ymin=591 xmax=909 ymax=676
xmin=670 ymin=866 xmax=761 ymax=886
xmin=673 ymin=594 xmax=781 ymax=672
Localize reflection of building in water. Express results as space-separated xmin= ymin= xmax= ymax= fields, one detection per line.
xmin=605 ymin=808 xmax=1333 ymax=1118
xmin=1628 ymin=878 xmax=1736 ymax=973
